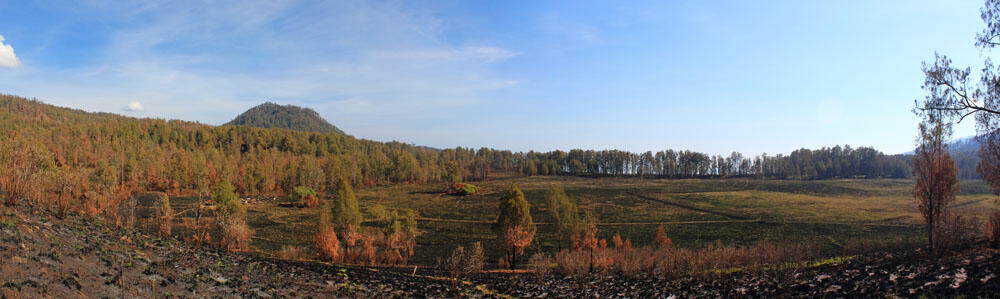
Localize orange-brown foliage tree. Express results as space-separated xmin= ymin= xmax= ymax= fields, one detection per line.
xmin=314 ymin=224 xmax=341 ymax=262
xmin=654 ymin=224 xmax=673 ymax=249
xmin=912 ymin=112 xmax=960 ymax=253
xmin=492 ymin=184 xmax=536 ymax=270
xmin=571 ymin=222 xmax=599 ymax=273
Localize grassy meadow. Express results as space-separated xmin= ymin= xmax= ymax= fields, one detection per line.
xmin=166 ymin=176 xmax=998 ymax=266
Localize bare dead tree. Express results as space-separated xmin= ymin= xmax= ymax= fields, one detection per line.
xmin=912 ymin=116 xmax=960 ymax=253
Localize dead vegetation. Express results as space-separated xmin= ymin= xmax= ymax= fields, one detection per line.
xmin=548 ymin=224 xmax=821 ymax=278
xmin=439 ymin=242 xmax=486 ymax=277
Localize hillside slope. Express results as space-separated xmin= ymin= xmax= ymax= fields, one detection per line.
xmin=225 ymin=102 xmax=345 ymax=134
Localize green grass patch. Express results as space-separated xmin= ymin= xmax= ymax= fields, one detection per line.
xmin=161 ymin=177 xmax=995 ymax=266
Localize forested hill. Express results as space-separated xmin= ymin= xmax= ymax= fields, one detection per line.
xmin=948 ymin=136 xmax=986 ymax=180
xmin=225 ymin=102 xmax=345 ymax=134
xmin=0 ymin=94 xmax=914 ymax=209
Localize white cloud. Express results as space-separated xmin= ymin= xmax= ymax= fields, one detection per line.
xmin=0 ymin=34 xmax=21 ymax=68
xmin=123 ymin=101 xmax=144 ymax=112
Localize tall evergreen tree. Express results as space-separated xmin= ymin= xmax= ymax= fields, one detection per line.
xmin=330 ymin=177 xmax=362 ymax=229
xmin=492 ymin=183 xmax=536 ymax=269
xmin=545 ymin=185 xmax=578 ymax=250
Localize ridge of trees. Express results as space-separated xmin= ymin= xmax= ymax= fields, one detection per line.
xmin=0 ymin=93 xmax=915 ymax=208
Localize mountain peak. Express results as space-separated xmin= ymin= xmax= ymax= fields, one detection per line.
xmin=225 ymin=102 xmax=345 ymax=134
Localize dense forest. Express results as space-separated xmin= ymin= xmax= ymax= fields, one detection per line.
xmin=225 ymin=102 xmax=346 ymax=134
xmin=513 ymin=147 xmax=911 ymax=179
xmin=0 ymin=94 xmax=917 ymax=209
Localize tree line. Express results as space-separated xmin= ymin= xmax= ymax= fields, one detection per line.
xmin=512 ymin=147 xmax=911 ymax=179
xmin=0 ymin=94 xmax=915 ymax=210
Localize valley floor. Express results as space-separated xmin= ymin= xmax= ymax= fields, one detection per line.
xmin=3 ymin=203 xmax=1000 ymax=298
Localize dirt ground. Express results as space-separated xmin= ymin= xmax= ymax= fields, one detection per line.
xmin=0 ymin=204 xmax=498 ymax=298
xmin=3 ymin=202 xmax=1000 ymax=298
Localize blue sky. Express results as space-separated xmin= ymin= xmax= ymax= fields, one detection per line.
xmin=0 ymin=0 xmax=988 ymax=155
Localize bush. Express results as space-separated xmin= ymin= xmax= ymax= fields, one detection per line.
xmin=383 ymin=230 xmax=415 ymax=265
xmin=439 ymin=242 xmax=485 ymax=277
xmin=187 ymin=230 xmax=211 ymax=246
xmin=213 ymin=182 xmax=252 ymax=252
xmin=654 ymin=224 xmax=672 ymax=249
xmin=987 ymin=211 xmax=1000 ymax=249
xmin=155 ymin=193 xmax=173 ymax=237
xmin=527 ymin=253 xmax=553 ymax=276
xmin=448 ymin=182 xmax=480 ymax=196
xmin=116 ymin=195 xmax=137 ymax=228
xmin=551 ymin=231 xmax=820 ymax=278
xmin=289 ymin=186 xmax=319 ymax=208
xmin=315 ymin=205 xmax=341 ymax=262
xmin=933 ymin=213 xmax=978 ymax=252
xmin=277 ymin=245 xmax=307 ymax=260
xmin=218 ymin=216 xmax=252 ymax=252
xmin=314 ymin=222 xmax=418 ymax=266
xmin=213 ymin=182 xmax=246 ymax=220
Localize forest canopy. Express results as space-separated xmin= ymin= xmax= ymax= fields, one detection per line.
xmin=0 ymin=94 xmax=915 ymax=203
xmin=225 ymin=102 xmax=346 ymax=134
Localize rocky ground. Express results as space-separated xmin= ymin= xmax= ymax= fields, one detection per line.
xmin=459 ymin=248 xmax=1000 ymax=298
xmin=0 ymin=204 xmax=491 ymax=298
xmin=3 ymin=203 xmax=1000 ymax=298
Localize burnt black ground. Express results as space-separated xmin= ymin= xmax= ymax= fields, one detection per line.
xmin=3 ymin=203 xmax=1000 ymax=298
xmin=0 ymin=204 xmax=495 ymax=298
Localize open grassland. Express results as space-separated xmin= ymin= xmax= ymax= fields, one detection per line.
xmin=167 ymin=176 xmax=998 ymax=266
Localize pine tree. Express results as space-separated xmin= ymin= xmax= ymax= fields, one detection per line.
xmin=330 ymin=177 xmax=362 ymax=229
xmin=546 ymin=185 xmax=578 ymax=250
xmin=492 ymin=183 xmax=536 ymax=269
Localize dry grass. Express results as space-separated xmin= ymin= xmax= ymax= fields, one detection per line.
xmin=165 ymin=177 xmax=994 ymax=266
xmin=840 ymin=237 xmax=923 ymax=256
xmin=188 ymin=230 xmax=211 ymax=246
xmin=550 ymin=231 xmax=820 ymax=278
xmin=933 ymin=213 xmax=979 ymax=253
xmin=276 ymin=245 xmax=308 ymax=260
xmin=218 ymin=216 xmax=252 ymax=252
xmin=439 ymin=242 xmax=485 ymax=277
xmin=987 ymin=211 xmax=1000 ymax=248
xmin=157 ymin=194 xmax=173 ymax=237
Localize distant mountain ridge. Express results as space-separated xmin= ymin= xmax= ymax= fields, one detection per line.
xmin=901 ymin=135 xmax=986 ymax=180
xmin=901 ymin=135 xmax=981 ymax=155
xmin=225 ymin=102 xmax=345 ymax=134
xmin=947 ymin=135 xmax=981 ymax=153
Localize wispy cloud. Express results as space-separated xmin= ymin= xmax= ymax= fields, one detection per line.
xmin=0 ymin=34 xmax=20 ymax=68
xmin=540 ymin=12 xmax=603 ymax=46
xmin=6 ymin=0 xmax=518 ymax=126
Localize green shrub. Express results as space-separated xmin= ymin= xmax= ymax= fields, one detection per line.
xmin=212 ymin=182 xmax=251 ymax=252
xmin=449 ymin=182 xmax=480 ymax=196
xmin=289 ymin=186 xmax=319 ymax=208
